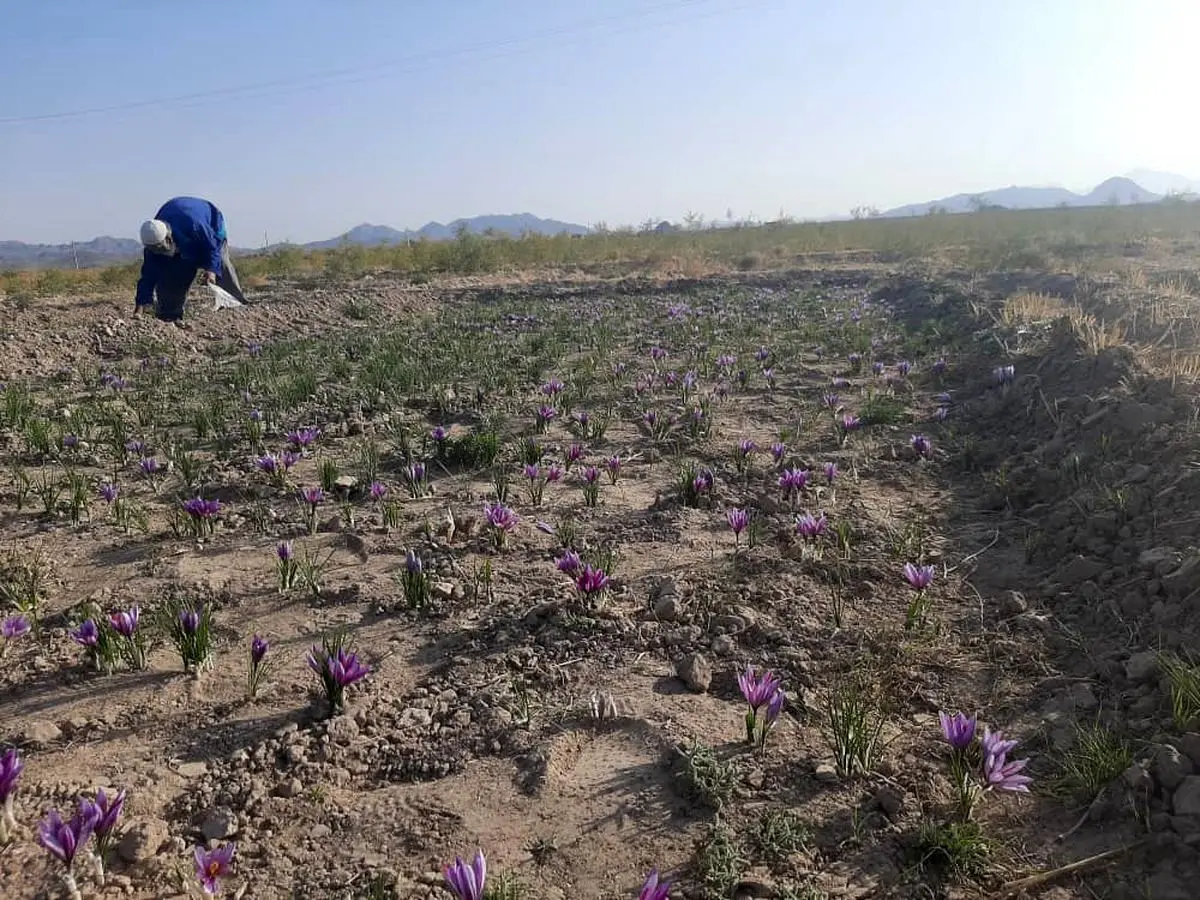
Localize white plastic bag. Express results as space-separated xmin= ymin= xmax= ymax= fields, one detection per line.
xmin=208 ymin=283 xmax=244 ymax=310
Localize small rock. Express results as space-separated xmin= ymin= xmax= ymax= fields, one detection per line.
xmin=431 ymin=581 xmax=455 ymax=600
xmin=1172 ymin=776 xmax=1200 ymax=816
xmin=814 ymin=763 xmax=839 ymax=783
xmin=1059 ymin=556 xmax=1106 ymax=585
xmin=654 ymin=595 xmax=682 ymax=622
xmin=1000 ymin=591 xmax=1029 ymax=616
xmin=675 ymin=652 xmax=712 ymax=692
xmin=711 ymin=634 xmax=735 ymax=655
xmin=175 ymin=761 xmax=208 ymax=779
xmin=1155 ymin=745 xmax=1195 ymax=792
xmin=117 ymin=818 xmax=169 ymax=863
xmin=273 ymin=778 xmax=303 ymax=798
xmin=200 ymin=806 xmax=238 ymax=841
xmin=1123 ymin=762 xmax=1155 ymax=794
xmin=23 ymin=720 xmax=62 ymax=746
xmin=1125 ymin=650 xmax=1160 ymax=683
xmin=399 ymin=707 xmax=433 ymax=728
xmin=309 ymin=823 xmax=332 ymax=840
xmin=327 ymin=715 xmax=360 ymax=745
xmin=872 ymin=786 xmax=903 ymax=819
xmin=650 ymin=576 xmax=679 ymax=600
xmin=333 ymin=475 xmax=358 ymax=493
xmin=1177 ymin=733 xmax=1200 ymax=767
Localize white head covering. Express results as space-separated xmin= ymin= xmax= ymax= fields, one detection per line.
xmin=140 ymin=219 xmax=170 ymax=247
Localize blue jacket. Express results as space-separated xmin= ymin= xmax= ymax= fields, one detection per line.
xmin=134 ymin=196 xmax=228 ymax=307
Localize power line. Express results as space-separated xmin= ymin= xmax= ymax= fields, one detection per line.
xmin=0 ymin=0 xmax=770 ymax=126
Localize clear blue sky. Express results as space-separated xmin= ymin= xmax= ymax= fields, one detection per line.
xmin=1 ymin=0 xmax=1197 ymax=245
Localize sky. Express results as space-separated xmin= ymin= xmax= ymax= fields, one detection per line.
xmin=2 ymin=0 xmax=1200 ymax=245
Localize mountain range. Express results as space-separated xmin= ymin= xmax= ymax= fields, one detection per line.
xmin=0 ymin=213 xmax=590 ymax=270
xmin=2 ymin=172 xmax=1198 ymax=270
xmin=878 ymin=175 xmax=1168 ymax=218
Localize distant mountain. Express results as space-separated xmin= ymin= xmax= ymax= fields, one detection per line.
xmin=880 ymin=177 xmax=1163 ymax=217
xmin=1124 ymin=169 xmax=1200 ymax=197
xmin=0 ymin=212 xmax=590 ymax=269
xmin=303 ymin=213 xmax=590 ymax=249
xmin=0 ymin=235 xmax=143 ymax=270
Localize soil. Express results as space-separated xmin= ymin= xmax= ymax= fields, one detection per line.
xmin=0 ymin=262 xmax=1199 ymax=899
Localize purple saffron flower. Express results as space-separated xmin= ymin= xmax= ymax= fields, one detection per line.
xmin=934 ymin=392 xmax=952 ymax=405
xmin=194 ymin=842 xmax=236 ymax=895
xmin=71 ymin=619 xmax=99 ymax=647
xmin=934 ymin=406 xmax=949 ymax=421
xmin=737 ymin=665 xmax=783 ymax=710
xmin=932 ymin=357 xmax=947 ymax=376
xmin=484 ymin=502 xmax=519 ymax=532
xmin=831 ymin=376 xmax=850 ymax=389
xmin=692 ymin=468 xmax=714 ymax=494
xmin=249 ymin=408 xmax=263 ymax=423
xmin=573 ymin=564 xmax=610 ymax=597
xmin=737 ymin=438 xmax=756 ymax=458
xmin=406 ymin=461 xmax=427 ymax=484
xmin=183 ymin=497 xmax=221 ymax=519
xmin=307 ymin=646 xmax=370 ymax=687
xmin=38 ymin=807 xmax=96 ymax=869
xmin=581 ymin=465 xmax=600 ymax=484
xmin=727 ymin=508 xmax=750 ymax=538
xmin=62 ymin=433 xmax=79 ymax=449
xmin=795 ymin=512 xmax=827 ymax=541
xmin=778 ymin=467 xmax=810 ymax=495
xmin=565 ymin=443 xmax=584 ymax=466
xmin=824 ymin=462 xmax=838 ymax=484
xmin=443 ymin=849 xmax=487 ymax=900
xmin=276 ymin=541 xmax=294 ymax=562
xmin=650 ymin=346 xmax=668 ymax=362
xmin=280 ymin=450 xmax=300 ymax=471
xmin=542 ymin=378 xmax=564 ymax=396
xmin=770 ymin=442 xmax=786 ymax=463
xmin=369 ymin=481 xmax=388 ymax=500
xmin=251 ymin=635 xmax=269 ymax=666
xmin=138 ymin=457 xmax=159 ymax=477
xmin=640 ymin=870 xmax=671 ymax=900
xmin=431 ymin=425 xmax=449 ymax=443
xmin=545 ymin=464 xmax=564 ymax=482
xmin=910 ymin=434 xmax=932 ymax=458
xmin=981 ymin=731 xmax=1032 ymax=793
xmin=716 ymin=353 xmax=736 ymax=369
xmin=88 ymin=787 xmax=126 ymax=846
xmin=938 ymin=711 xmax=977 ymax=751
xmin=872 ymin=361 xmax=885 ymax=376
xmin=840 ymin=414 xmax=861 ymax=432
xmin=108 ymin=607 xmax=139 ymax=638
xmin=286 ymin=426 xmax=320 ymax=449
xmin=300 ymin=486 xmax=325 ymax=508
xmin=179 ymin=609 xmax=201 ymax=635
xmin=755 ymin=346 xmax=771 ymax=363
xmin=994 ymin=364 xmax=1016 ymax=386
xmin=903 ymin=563 xmax=935 ymax=591
xmin=255 ymin=454 xmax=280 ymax=475
xmin=535 ymin=404 xmax=557 ymax=425
xmin=556 ymin=550 xmax=582 ymax=574
xmin=405 ymin=549 xmax=424 ymax=575
xmin=124 ymin=439 xmax=147 ymax=457
xmin=1 ymin=614 xmax=30 ymax=641
xmin=0 ymin=748 xmax=22 ymax=805
xmin=99 ymin=482 xmax=119 ymax=504
xmin=847 ymin=352 xmax=862 ymax=368
xmin=605 ymin=456 xmax=622 ymax=477
xmin=534 ymin=521 xmax=555 ymax=535
xmin=823 ymin=392 xmax=840 ymax=410
xmin=897 ymin=360 xmax=912 ymax=377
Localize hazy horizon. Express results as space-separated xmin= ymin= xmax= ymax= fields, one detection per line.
xmin=3 ymin=0 xmax=1200 ymax=245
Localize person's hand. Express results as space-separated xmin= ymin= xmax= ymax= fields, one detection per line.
xmin=202 ymin=270 xmax=217 ymax=284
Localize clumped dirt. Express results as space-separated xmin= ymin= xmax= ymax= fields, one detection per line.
xmin=1 ymin=261 xmax=1199 ymax=899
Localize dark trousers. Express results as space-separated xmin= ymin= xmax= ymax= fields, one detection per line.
xmin=154 ymin=243 xmax=248 ymax=321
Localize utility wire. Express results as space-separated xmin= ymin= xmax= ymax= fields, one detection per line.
xmin=0 ymin=0 xmax=773 ymax=126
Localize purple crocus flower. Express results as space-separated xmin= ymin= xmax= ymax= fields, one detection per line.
xmin=779 ymin=467 xmax=810 ymax=496
xmin=738 ymin=665 xmax=782 ymax=710
xmin=1 ymin=614 xmax=30 ymax=640
xmin=444 ymin=849 xmax=487 ymax=900
xmin=276 ymin=541 xmax=294 ymax=562
xmin=484 ymin=502 xmax=518 ymax=532
xmin=556 ymin=550 xmax=582 ymax=574
xmin=369 ymin=481 xmax=388 ymax=500
xmin=300 ymin=486 xmax=325 ymax=506
xmin=824 ymin=462 xmax=838 ymax=484
xmin=755 ymin=346 xmax=771 ymax=363
xmin=727 ymin=508 xmax=750 ymax=539
xmin=770 ymin=442 xmax=786 ymax=463
xmin=650 ymin=346 xmax=668 ymax=362
xmin=542 ymin=378 xmax=564 ymax=397
xmin=795 ymin=512 xmax=828 ymax=541
xmin=847 ymin=352 xmax=862 ymax=368
xmin=831 ymin=376 xmax=850 ymax=389
xmin=581 ymin=465 xmax=601 ymax=484
xmin=62 ymin=433 xmax=79 ymax=449
xmin=535 ymin=404 xmax=557 ymax=425
xmin=251 ymin=635 xmax=269 ymax=666
xmin=994 ymin=364 xmax=1016 ymax=386
xmin=286 ymin=426 xmax=320 ymax=449
xmin=405 ymin=549 xmax=424 ymax=575
xmin=934 ymin=406 xmax=949 ymax=421
xmin=840 ymin=414 xmax=861 ymax=432
xmin=897 ymin=360 xmax=912 ymax=377
xmin=431 ymin=425 xmax=449 ymax=443
xmin=980 ymin=726 xmax=1020 ymax=762
xmin=574 ymin=564 xmax=610 ymax=597
xmin=280 ymin=450 xmax=300 ymax=471
xmin=565 ymin=443 xmax=584 ymax=466
xmin=545 ymin=464 xmax=564 ymax=483
xmin=640 ymin=870 xmax=671 ymax=900
xmin=307 ymin=646 xmax=371 ymax=687
xmin=183 ymin=497 xmax=221 ymax=520
xmin=980 ymin=729 xmax=1032 ymax=793
xmin=872 ymin=361 xmax=884 ymax=376
xmin=0 ymin=747 xmax=22 ymax=810
xmin=903 ymin=563 xmax=935 ymax=590
xmin=99 ymin=482 xmax=119 ymax=504
xmin=910 ymin=434 xmax=932 ymax=458
xmin=38 ymin=807 xmax=96 ymax=869
xmin=71 ymin=619 xmax=99 ymax=647
xmin=255 ymin=454 xmax=281 ymax=475
xmin=932 ymin=358 xmax=947 ymax=376
xmin=86 ymin=787 xmax=126 ymax=848
xmin=938 ymin=711 xmax=977 ymax=751
xmin=108 ymin=607 xmax=139 ymax=638
xmin=194 ymin=842 xmax=236 ymax=895
xmin=737 ymin=438 xmax=756 ymax=458
xmin=139 ymin=457 xmax=159 ymax=477
xmin=179 ymin=609 xmax=201 ymax=635
xmin=125 ymin=439 xmax=147 ymax=457
xmin=822 ymin=393 xmax=840 ymax=410
xmin=716 ymin=354 xmax=736 ymax=369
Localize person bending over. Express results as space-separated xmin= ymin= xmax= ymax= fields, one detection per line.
xmin=134 ymin=196 xmax=248 ymax=321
